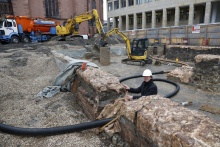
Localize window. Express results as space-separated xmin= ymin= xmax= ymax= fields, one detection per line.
xmin=146 ymin=13 xmax=152 ymax=23
xmin=91 ymin=0 xmax=96 ymax=9
xmin=136 ymin=0 xmax=143 ymax=5
xmin=128 ymin=0 xmax=134 ymax=6
xmin=167 ymin=9 xmax=174 ymax=21
xmin=4 ymin=4 xmax=7 ymax=11
xmin=8 ymin=5 xmax=11 ymax=11
xmin=137 ymin=15 xmax=142 ymax=24
xmin=180 ymin=7 xmax=189 ymax=20
xmin=129 ymin=17 xmax=133 ymax=25
xmin=13 ymin=21 xmax=16 ymax=27
xmin=5 ymin=21 xmax=12 ymax=27
xmin=156 ymin=12 xmax=162 ymax=23
xmin=45 ymin=0 xmax=59 ymax=17
xmin=108 ymin=2 xmax=113 ymax=11
xmin=121 ymin=0 xmax=126 ymax=8
xmin=114 ymin=0 xmax=119 ymax=10
xmin=0 ymin=4 xmax=3 ymax=13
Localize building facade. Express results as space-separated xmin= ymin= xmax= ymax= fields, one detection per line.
xmin=106 ymin=0 xmax=220 ymax=31
xmin=1 ymin=0 xmax=103 ymax=35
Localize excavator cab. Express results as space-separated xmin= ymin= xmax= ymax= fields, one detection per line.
xmin=131 ymin=38 xmax=149 ymax=56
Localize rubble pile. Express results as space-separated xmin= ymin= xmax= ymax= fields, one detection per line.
xmin=191 ymin=54 xmax=220 ymax=92
xmin=71 ymin=66 xmax=126 ymax=120
xmin=167 ymin=65 xmax=193 ymax=83
xmin=98 ymin=96 xmax=220 ymax=147
xmin=165 ymin=45 xmax=220 ymax=61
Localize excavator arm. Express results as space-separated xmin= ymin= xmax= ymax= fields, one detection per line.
xmin=56 ymin=9 xmax=104 ymax=37
xmin=103 ymin=28 xmax=132 ymax=59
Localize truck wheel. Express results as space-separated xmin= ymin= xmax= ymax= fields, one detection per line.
xmin=22 ymin=36 xmax=30 ymax=43
xmin=11 ymin=36 xmax=20 ymax=44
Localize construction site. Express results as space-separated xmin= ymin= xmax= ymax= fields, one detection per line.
xmin=0 ymin=0 xmax=220 ymax=147
xmin=0 ymin=32 xmax=220 ymax=146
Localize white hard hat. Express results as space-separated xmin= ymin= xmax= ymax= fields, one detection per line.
xmin=142 ymin=69 xmax=152 ymax=76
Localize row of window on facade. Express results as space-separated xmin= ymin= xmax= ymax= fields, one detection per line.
xmin=108 ymin=0 xmax=152 ymax=11
xmin=0 ymin=3 xmax=12 ymax=14
xmin=122 ymin=7 xmax=191 ymax=25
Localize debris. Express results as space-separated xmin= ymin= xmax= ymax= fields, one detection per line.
xmin=199 ymin=105 xmax=220 ymax=114
xmin=36 ymin=86 xmax=61 ymax=98
xmin=98 ymin=115 xmax=121 ymax=134
xmin=180 ymin=101 xmax=193 ymax=106
xmin=154 ymin=60 xmax=161 ymax=66
xmin=167 ymin=66 xmax=193 ymax=83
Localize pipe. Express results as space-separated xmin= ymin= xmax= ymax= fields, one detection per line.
xmin=119 ymin=71 xmax=180 ymax=98
xmin=0 ymin=118 xmax=113 ymax=136
xmin=150 ymin=55 xmax=189 ymax=66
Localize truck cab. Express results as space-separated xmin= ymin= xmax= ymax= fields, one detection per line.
xmin=0 ymin=19 xmax=19 ymax=43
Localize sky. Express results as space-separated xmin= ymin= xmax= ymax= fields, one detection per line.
xmin=103 ymin=0 xmax=107 ymax=20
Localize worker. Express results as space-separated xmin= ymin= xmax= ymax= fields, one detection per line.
xmin=123 ymin=69 xmax=157 ymax=101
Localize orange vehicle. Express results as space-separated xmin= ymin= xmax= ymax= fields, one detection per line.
xmin=6 ymin=15 xmax=60 ymax=33
xmin=0 ymin=15 xmax=60 ymax=44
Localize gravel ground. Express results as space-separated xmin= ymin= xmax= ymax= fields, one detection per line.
xmin=0 ymin=43 xmax=112 ymax=147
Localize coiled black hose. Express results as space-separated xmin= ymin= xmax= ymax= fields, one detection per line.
xmin=119 ymin=71 xmax=180 ymax=98
xmin=0 ymin=71 xmax=179 ymax=136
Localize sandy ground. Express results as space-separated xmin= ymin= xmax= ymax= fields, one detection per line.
xmin=0 ymin=41 xmax=220 ymax=146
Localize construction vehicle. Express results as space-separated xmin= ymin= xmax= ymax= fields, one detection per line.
xmin=101 ymin=28 xmax=152 ymax=66
xmin=56 ymin=9 xmax=104 ymax=40
xmin=0 ymin=16 xmax=59 ymax=44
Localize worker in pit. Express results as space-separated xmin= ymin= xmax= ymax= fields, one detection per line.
xmin=123 ymin=69 xmax=158 ymax=101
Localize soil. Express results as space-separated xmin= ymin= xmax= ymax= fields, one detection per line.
xmin=0 ymin=39 xmax=220 ymax=147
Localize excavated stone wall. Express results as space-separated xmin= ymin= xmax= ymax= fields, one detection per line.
xmin=165 ymin=45 xmax=220 ymax=62
xmin=71 ymin=66 xmax=220 ymax=146
xmin=98 ymin=96 xmax=220 ymax=147
xmin=191 ymin=54 xmax=220 ymax=92
xmin=71 ymin=66 xmax=126 ymax=120
xmin=117 ymin=96 xmax=220 ymax=147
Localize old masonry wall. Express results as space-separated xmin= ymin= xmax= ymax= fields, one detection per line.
xmin=69 ymin=64 xmax=220 ymax=147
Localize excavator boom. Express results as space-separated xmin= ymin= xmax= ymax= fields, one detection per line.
xmin=56 ymin=9 xmax=104 ymax=38
xmin=103 ymin=28 xmax=132 ymax=59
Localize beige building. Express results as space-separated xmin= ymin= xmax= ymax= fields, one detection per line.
xmin=0 ymin=0 xmax=103 ymax=35
xmin=106 ymin=0 xmax=220 ymax=31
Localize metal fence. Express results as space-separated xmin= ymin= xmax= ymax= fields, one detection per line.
xmin=122 ymin=23 xmax=220 ymax=46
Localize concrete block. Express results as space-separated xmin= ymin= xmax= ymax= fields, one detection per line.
xmin=100 ymin=47 xmax=110 ymax=66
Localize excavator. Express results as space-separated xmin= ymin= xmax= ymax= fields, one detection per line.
xmin=56 ymin=9 xmax=105 ymax=40
xmin=101 ymin=28 xmax=152 ymax=66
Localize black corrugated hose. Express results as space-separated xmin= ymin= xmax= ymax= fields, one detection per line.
xmin=0 ymin=71 xmax=179 ymax=136
xmin=119 ymin=71 xmax=180 ymax=98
